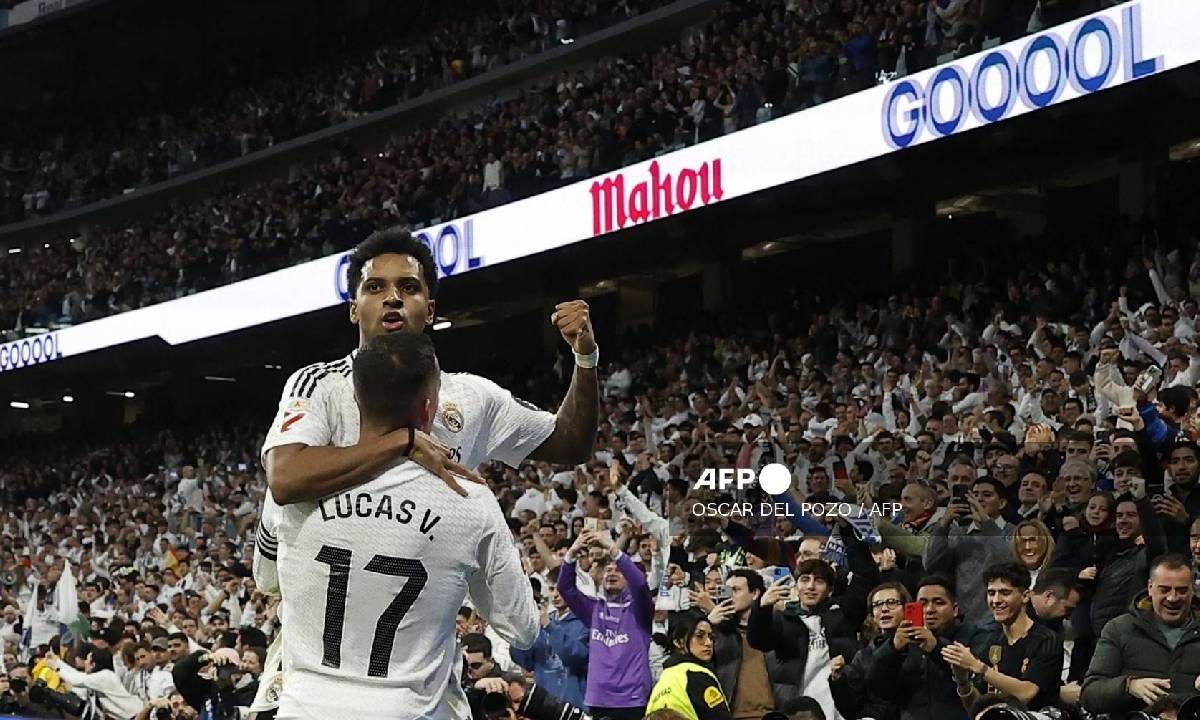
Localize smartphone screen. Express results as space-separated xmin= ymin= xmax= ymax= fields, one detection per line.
xmin=833 ymin=460 xmax=848 ymax=481
xmin=904 ymin=601 xmax=925 ymax=627
xmin=584 ymin=518 xmax=599 ymax=532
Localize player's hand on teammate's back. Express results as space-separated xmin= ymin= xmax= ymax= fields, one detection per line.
xmin=410 ymin=429 xmax=485 ymax=497
xmin=551 ymin=300 xmax=596 ymax=355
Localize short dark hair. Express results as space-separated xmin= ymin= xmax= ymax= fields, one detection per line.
xmin=972 ymin=477 xmax=1004 ymax=496
xmin=89 ymin=647 xmax=115 ymax=672
xmin=779 ymin=695 xmax=828 ymax=720
xmin=984 ymin=561 xmax=1032 ymax=591
xmin=218 ymin=631 xmax=238 ymax=649
xmin=794 ymin=559 xmax=835 ymax=585
xmin=1149 ymin=553 xmax=1193 ymax=579
xmin=728 ymin=568 xmax=765 ymax=596
xmin=1110 ymin=450 xmax=1142 ymax=471
xmin=346 ymin=226 xmax=438 ymax=299
xmin=970 ymin=694 xmax=1025 ymax=720
xmin=1160 ymin=387 xmax=1191 ymax=418
xmin=238 ymin=627 xmax=267 ymax=649
xmin=1032 ymin=568 xmax=1081 ymax=598
xmin=353 ymin=332 xmax=439 ymax=429
xmin=244 ymin=646 xmax=267 ymax=668
xmin=917 ymin=573 xmax=956 ymax=600
xmin=1146 ymin=695 xmax=1186 ymax=718
xmin=461 ymin=633 xmax=492 ymax=658
xmin=1171 ymin=441 xmax=1200 ymax=461
xmin=167 ymin=632 xmax=188 ymax=644
xmin=689 ymin=528 xmax=721 ymax=554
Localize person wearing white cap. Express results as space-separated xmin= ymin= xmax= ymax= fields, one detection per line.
xmin=0 ymin=604 xmax=20 ymax=647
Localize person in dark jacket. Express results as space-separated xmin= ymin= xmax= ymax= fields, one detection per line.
xmin=950 ymin=563 xmax=1063 ymax=710
xmin=831 ymin=581 xmax=909 ymax=720
xmin=172 ymin=647 xmax=257 ymax=720
xmin=747 ymin=558 xmax=865 ymax=720
xmin=645 ymin=613 xmax=732 ymax=720
xmin=1081 ymin=498 xmax=1169 ymax=643
xmin=1082 ymin=554 xmax=1200 ymax=715
xmin=869 ymin=574 xmax=971 ymax=720
xmin=707 ymin=568 xmax=783 ymax=719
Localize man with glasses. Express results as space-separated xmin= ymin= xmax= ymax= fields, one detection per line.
xmin=987 ymin=452 xmax=1021 ymax=521
xmin=462 ymin=633 xmax=504 ymax=681
xmin=870 ymin=574 xmax=972 ymax=720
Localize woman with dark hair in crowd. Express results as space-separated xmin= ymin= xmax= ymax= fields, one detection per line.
xmin=645 ymin=612 xmax=732 ymax=720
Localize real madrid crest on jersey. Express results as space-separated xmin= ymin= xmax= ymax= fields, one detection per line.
xmin=265 ymin=673 xmax=284 ymax=703
xmin=988 ymin=645 xmax=1002 ymax=665
xmin=441 ymin=402 xmax=464 ymax=433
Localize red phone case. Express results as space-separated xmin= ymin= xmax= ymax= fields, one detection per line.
xmin=904 ymin=602 xmax=925 ymax=627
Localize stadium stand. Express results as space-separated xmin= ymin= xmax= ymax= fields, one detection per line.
xmin=2 ymin=1 xmax=1198 ymax=719
xmin=0 ymin=0 xmax=1107 ymax=339
xmin=4 ymin=172 xmax=1200 ymax=715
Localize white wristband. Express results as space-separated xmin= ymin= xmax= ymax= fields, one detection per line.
xmin=574 ymin=347 xmax=599 ymax=369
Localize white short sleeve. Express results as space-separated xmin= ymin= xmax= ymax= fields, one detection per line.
xmin=475 ymin=376 xmax=557 ymax=468
xmin=260 ymin=365 xmax=335 ymax=464
xmin=252 ymin=494 xmax=282 ymax=594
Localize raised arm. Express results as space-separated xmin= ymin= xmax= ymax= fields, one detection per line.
xmin=556 ymin=559 xmax=598 ymax=627
xmin=529 ymin=300 xmax=600 ymax=464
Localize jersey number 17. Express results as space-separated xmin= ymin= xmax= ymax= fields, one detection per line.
xmin=315 ymin=544 xmax=428 ymax=678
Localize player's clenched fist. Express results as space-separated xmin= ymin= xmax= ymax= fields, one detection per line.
xmin=551 ymin=300 xmax=597 ymax=355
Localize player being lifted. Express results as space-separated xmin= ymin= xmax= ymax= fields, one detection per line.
xmin=251 ymin=226 xmax=599 ymax=715
xmin=274 ymin=331 xmax=540 ymax=719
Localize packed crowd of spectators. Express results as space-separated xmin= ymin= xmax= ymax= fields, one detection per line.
xmin=0 ymin=0 xmax=663 ymax=225
xmin=6 ymin=214 xmax=1200 ymax=720
xmin=0 ymin=0 xmax=1114 ymax=339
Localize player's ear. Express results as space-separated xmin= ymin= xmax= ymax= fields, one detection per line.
xmin=425 ymin=298 xmax=437 ymax=327
xmin=421 ymin=397 xmax=435 ymax=427
xmin=349 ymin=299 xmax=360 ymax=326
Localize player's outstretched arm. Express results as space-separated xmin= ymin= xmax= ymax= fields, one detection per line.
xmin=267 ymin=431 xmax=482 ymax=504
xmin=530 ymin=300 xmax=600 ymax=465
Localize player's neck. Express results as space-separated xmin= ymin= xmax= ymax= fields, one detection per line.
xmin=359 ymin=417 xmax=404 ymax=440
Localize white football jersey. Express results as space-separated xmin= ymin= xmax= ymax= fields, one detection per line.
xmin=274 ymin=464 xmax=539 ymax=720
xmin=254 ymin=349 xmax=558 ymax=581
xmin=253 ymin=352 xmax=555 ymax=717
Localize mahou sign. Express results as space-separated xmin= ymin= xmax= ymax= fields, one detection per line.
xmin=589 ymin=158 xmax=724 ymax=236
